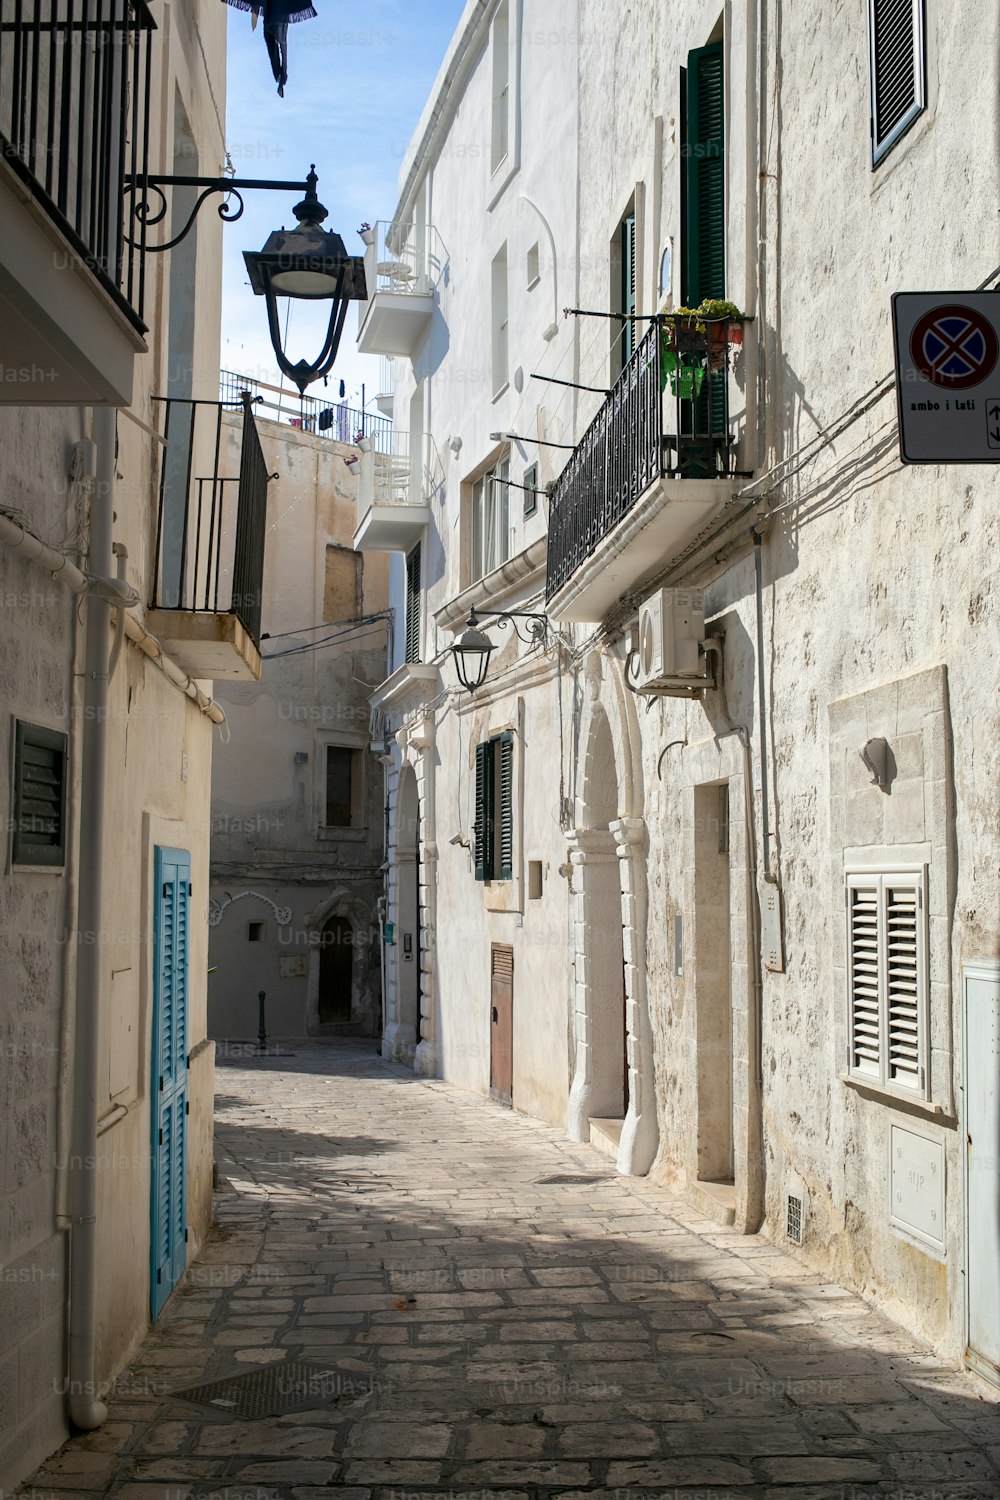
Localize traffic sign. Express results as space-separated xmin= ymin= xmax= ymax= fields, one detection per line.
xmin=893 ymin=292 xmax=1000 ymax=463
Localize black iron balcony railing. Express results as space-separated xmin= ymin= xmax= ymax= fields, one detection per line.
xmin=152 ymin=393 xmax=270 ymax=644
xmin=0 ymin=0 xmax=154 ymax=326
xmin=545 ymin=315 xmax=742 ymax=602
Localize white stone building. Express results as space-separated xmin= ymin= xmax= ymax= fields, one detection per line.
xmin=208 ymin=393 xmax=390 ymax=1041
xmin=358 ymin=0 xmax=999 ymax=1382
xmin=0 ymin=0 xmax=273 ymax=1483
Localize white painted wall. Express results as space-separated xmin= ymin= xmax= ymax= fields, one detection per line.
xmin=0 ymin=0 xmax=229 ymax=1483
xmin=375 ymin=0 xmax=1000 ymax=1367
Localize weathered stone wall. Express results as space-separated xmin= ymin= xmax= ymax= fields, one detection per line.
xmin=209 ymin=422 xmax=388 ymax=1039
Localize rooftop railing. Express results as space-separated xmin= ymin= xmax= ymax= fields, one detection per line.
xmin=218 ymin=369 xmax=391 ymax=450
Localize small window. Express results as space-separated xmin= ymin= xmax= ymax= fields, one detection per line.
xmin=490 ymin=0 xmax=510 ymax=174
xmin=528 ymin=860 xmax=543 ymax=900
xmin=324 ymin=545 xmax=362 ymax=624
xmin=405 ymin=542 xmax=421 ymax=664
xmin=491 ymin=244 xmax=509 ymax=396
xmin=526 ymin=242 xmax=540 ymax=289
xmin=869 ymin=0 xmax=926 ymax=167
xmin=847 ymin=868 xmax=929 ymax=1098
xmin=471 ymin=460 xmax=511 ymax=583
xmin=325 ymin=746 xmax=355 ymax=828
xmin=12 ymin=721 xmax=68 ymax=867
xmin=248 ymin=921 xmax=265 ymax=943
xmin=522 ymin=462 xmax=538 ymax=519
xmin=475 ymin=732 xmax=514 ymax=883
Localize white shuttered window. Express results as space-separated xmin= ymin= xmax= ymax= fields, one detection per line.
xmin=869 ymin=0 xmax=926 ymax=166
xmin=847 ymin=868 xmax=929 ymax=1098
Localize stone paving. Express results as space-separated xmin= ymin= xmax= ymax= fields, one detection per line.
xmin=23 ymin=1041 xmax=1000 ymax=1500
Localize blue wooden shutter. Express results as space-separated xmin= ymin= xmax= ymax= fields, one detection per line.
xmin=498 ymin=732 xmax=514 ymax=881
xmin=475 ymin=741 xmax=492 ymax=882
xmin=151 ymin=847 xmax=191 ymax=1319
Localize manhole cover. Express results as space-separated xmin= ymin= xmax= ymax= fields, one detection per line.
xmin=174 ymin=1361 xmax=370 ymax=1419
xmin=535 ymin=1173 xmax=612 ymax=1185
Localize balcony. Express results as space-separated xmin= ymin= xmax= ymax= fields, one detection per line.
xmin=147 ymin=395 xmax=270 ymax=681
xmin=357 ymin=220 xmax=444 ymax=358
xmin=0 ymin=0 xmax=154 ymax=405
xmin=353 ymin=429 xmax=440 ymax=553
xmin=545 ymin=316 xmax=749 ymax=623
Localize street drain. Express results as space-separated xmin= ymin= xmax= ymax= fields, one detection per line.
xmin=173 ymin=1361 xmax=372 ymax=1419
xmin=536 ymin=1173 xmax=612 ymax=1185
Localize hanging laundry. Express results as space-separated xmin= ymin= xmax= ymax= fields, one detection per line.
xmin=222 ymin=0 xmax=317 ymax=97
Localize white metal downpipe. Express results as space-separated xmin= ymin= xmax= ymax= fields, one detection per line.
xmin=66 ymin=406 xmax=115 ymax=1432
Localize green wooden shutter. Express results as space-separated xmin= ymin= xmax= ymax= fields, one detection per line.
xmin=620 ymin=211 xmax=636 ymax=365
xmin=475 ymin=741 xmax=493 ymax=882
xmin=684 ymin=43 xmax=726 ymax=446
xmin=498 ymin=731 xmax=514 ymax=881
xmin=405 ymin=542 xmax=421 ymax=664
xmin=684 ymin=43 xmax=725 ymax=307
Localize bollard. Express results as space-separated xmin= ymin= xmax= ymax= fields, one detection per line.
xmin=257 ymin=990 xmax=267 ymax=1054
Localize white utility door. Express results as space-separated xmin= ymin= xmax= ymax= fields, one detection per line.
xmin=964 ymin=961 xmax=1000 ymax=1388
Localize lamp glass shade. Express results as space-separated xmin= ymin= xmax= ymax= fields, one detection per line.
xmin=268 ymin=266 xmax=344 ymax=298
xmin=451 ymin=621 xmax=494 ymax=693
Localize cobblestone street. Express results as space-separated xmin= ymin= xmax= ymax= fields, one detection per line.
xmin=23 ymin=1042 xmax=1000 ymax=1500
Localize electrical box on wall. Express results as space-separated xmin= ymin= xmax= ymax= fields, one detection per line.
xmin=760 ymin=879 xmax=785 ymax=973
xmin=635 ymin=588 xmax=710 ymax=692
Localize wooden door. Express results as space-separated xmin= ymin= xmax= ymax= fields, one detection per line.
xmin=490 ymin=944 xmax=513 ymax=1107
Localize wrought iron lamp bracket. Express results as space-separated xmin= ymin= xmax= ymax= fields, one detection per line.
xmin=124 ymin=174 xmax=310 ymax=252
xmin=476 ymin=608 xmax=550 ymax=647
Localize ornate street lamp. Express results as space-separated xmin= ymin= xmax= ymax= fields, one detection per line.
xmin=450 ymin=607 xmax=549 ymax=694
xmin=243 ymin=166 xmax=368 ymax=395
xmin=451 ymin=609 xmax=496 ymax=694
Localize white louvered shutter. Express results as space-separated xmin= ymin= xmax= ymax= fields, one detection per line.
xmin=846 ymin=868 xmax=928 ymax=1097
xmin=848 ymin=876 xmax=882 ymax=1080
xmin=885 ymin=875 xmax=925 ymax=1092
xmin=869 ymin=0 xmax=926 ymax=166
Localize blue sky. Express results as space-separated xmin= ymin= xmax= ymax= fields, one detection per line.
xmin=220 ymin=0 xmax=466 ymax=408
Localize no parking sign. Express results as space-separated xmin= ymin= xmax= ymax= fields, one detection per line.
xmin=892 ymin=292 xmax=1000 ymax=463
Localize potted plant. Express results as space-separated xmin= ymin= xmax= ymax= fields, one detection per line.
xmin=697 ymin=298 xmax=745 ymax=368
xmin=661 ymin=308 xmax=707 ymax=398
xmin=358 ymin=222 xmax=375 ymax=247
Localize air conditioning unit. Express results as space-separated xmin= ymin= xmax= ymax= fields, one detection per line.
xmin=635 ymin=588 xmax=707 ymax=689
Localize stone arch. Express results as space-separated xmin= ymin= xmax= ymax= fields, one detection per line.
xmin=303 ymin=886 xmax=377 ymax=1036
xmin=567 ymin=651 xmax=657 ymax=1176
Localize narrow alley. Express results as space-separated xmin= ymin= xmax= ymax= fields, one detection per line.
xmin=22 ymin=1043 xmax=1000 ymax=1500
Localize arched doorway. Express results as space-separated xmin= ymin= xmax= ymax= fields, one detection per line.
xmin=318 ymin=915 xmax=353 ymax=1023
xmin=567 ymin=664 xmax=658 ymax=1177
